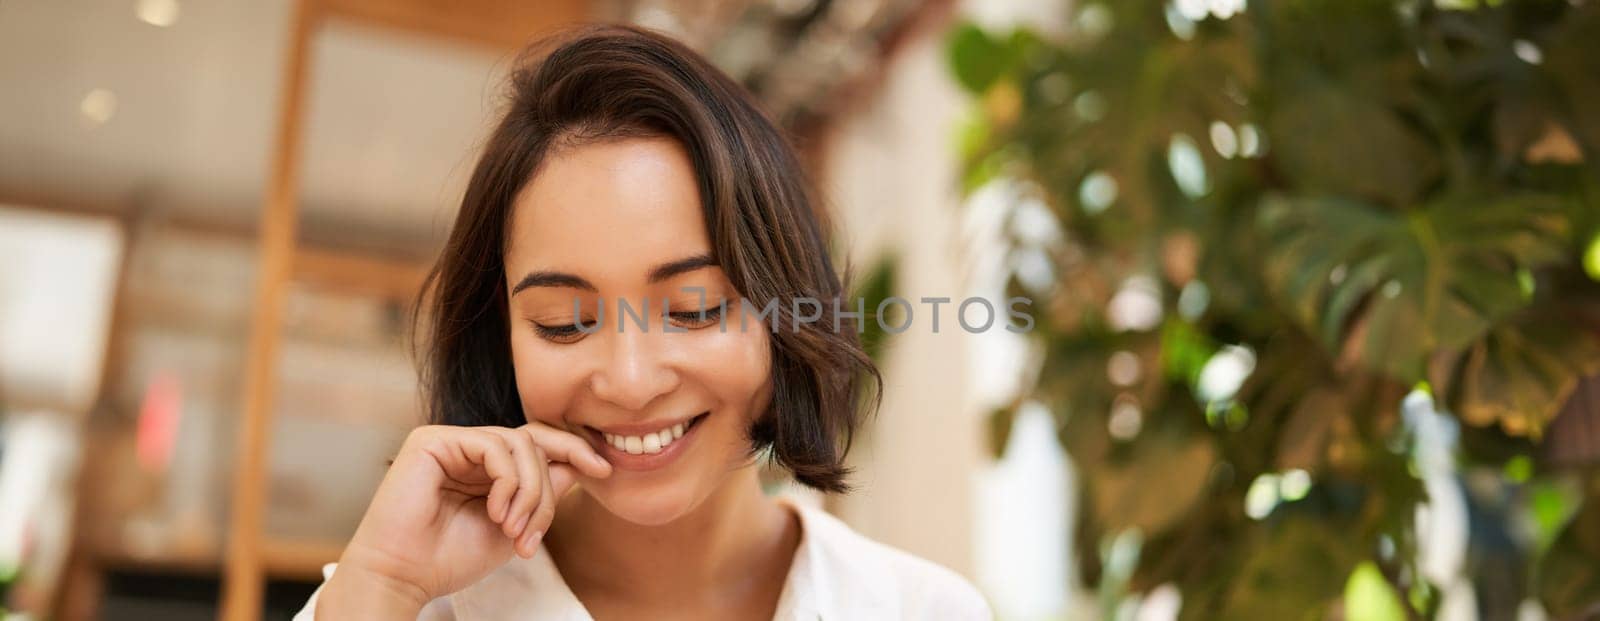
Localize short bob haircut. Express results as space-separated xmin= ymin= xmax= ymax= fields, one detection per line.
xmin=413 ymin=24 xmax=880 ymax=493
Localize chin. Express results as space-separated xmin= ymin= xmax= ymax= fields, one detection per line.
xmin=583 ymin=475 xmax=706 ymax=526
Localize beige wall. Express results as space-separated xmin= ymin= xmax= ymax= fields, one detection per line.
xmin=819 ymin=27 xmax=987 ymax=579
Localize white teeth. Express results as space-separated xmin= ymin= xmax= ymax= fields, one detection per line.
xmin=606 ymin=419 xmax=694 ymax=456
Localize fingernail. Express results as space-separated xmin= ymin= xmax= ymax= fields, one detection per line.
xmin=512 ymin=515 xmax=529 ymax=535
xmin=590 ymin=453 xmax=610 ymax=470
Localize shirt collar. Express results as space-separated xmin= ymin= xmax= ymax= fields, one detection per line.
xmin=778 ymin=498 xmax=900 ymax=620
xmin=448 ymin=495 xmax=893 ymax=621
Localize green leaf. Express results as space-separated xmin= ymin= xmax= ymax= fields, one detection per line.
xmin=1259 ymin=193 xmax=1571 ymax=382
xmin=1159 ymin=319 xmax=1217 ymax=387
xmin=1537 ymin=498 xmax=1600 ymax=617
xmin=1343 ymin=561 xmax=1407 ymax=621
xmin=851 ymin=255 xmax=898 ymax=365
xmin=1267 ymin=83 xmax=1441 ymax=207
xmin=1219 ymin=518 xmax=1361 ymax=620
xmin=946 ymin=23 xmax=1012 ymax=94
xmin=1435 ymin=309 xmax=1600 ymax=434
xmin=987 ymin=406 xmax=1017 ymax=459
xmin=1528 ymin=480 xmax=1583 ymax=556
xmin=1584 ymin=232 xmax=1600 ymax=281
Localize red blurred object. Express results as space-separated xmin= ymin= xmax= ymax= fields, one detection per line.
xmin=135 ymin=371 xmax=182 ymax=474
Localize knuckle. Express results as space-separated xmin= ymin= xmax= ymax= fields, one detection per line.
xmin=507 ymin=430 xmax=535 ymax=453
xmin=407 ymin=425 xmax=456 ymax=454
xmin=404 ymin=425 xmax=440 ymax=445
xmin=478 ymin=429 xmax=512 ymax=451
xmin=484 ymin=428 xmax=516 ymax=451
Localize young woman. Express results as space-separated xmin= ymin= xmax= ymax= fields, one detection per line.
xmin=294 ymin=24 xmax=991 ymax=620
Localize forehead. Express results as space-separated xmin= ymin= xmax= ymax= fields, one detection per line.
xmin=505 ymin=136 xmax=710 ymax=280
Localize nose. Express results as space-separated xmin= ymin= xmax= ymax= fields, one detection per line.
xmin=588 ymin=323 xmax=680 ymax=412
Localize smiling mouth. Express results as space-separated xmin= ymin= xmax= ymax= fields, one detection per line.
xmin=590 ymin=412 xmax=709 ymax=456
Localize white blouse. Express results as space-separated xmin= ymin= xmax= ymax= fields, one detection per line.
xmin=293 ymin=500 xmax=993 ymax=620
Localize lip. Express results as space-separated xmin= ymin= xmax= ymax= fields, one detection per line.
xmin=583 ymin=411 xmax=708 ymax=472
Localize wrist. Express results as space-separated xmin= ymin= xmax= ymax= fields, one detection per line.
xmin=316 ymin=562 xmax=430 ymax=620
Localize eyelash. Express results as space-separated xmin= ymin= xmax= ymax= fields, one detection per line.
xmin=532 ymin=305 xmax=725 ymax=343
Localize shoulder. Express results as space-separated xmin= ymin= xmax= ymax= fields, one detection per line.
xmin=791 ymin=504 xmax=993 ymax=620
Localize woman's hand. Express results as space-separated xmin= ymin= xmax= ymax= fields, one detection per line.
xmin=316 ymin=422 xmax=612 ymax=617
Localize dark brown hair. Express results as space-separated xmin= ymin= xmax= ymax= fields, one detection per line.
xmin=413 ymin=24 xmax=879 ymax=493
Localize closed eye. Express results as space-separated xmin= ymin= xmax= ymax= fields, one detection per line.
xmin=531 ymin=306 xmax=721 ymax=342
xmin=668 ymin=304 xmax=724 ymax=329
xmin=532 ymin=319 xmax=592 ymax=344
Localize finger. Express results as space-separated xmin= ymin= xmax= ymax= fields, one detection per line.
xmin=549 ymin=462 xmax=579 ymax=500
xmin=519 ymin=462 xmax=557 ymax=559
xmin=459 ymin=430 xmax=519 ymax=524
xmin=520 ymin=422 xmax=612 ymax=478
xmin=484 ymin=427 xmax=542 ymax=539
xmin=516 ymin=460 xmax=578 ymax=559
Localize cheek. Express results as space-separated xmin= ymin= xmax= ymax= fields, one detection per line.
xmin=508 ymin=335 xmax=582 ymax=425
xmin=694 ymin=325 xmax=773 ymax=420
xmin=507 ymin=323 xmax=774 ymax=428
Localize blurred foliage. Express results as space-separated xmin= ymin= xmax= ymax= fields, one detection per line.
xmin=853 ymin=255 xmax=900 ymax=364
xmin=949 ymin=0 xmax=1600 ymax=617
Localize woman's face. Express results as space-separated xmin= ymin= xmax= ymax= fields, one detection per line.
xmin=503 ymin=136 xmax=774 ymax=526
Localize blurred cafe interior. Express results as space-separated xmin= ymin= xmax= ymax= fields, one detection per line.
xmin=0 ymin=0 xmax=1039 ymax=618
xmin=5 ymin=0 xmax=1600 ymax=620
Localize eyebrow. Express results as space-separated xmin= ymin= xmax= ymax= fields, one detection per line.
xmin=510 ymin=253 xmax=717 ymax=296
